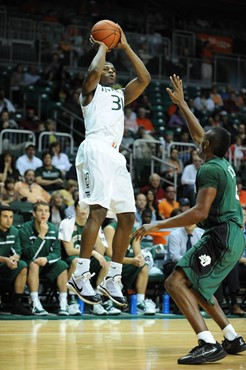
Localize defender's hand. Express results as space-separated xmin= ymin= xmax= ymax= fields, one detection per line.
xmin=130 ymin=224 xmax=160 ymax=241
xmin=166 ymin=74 xmax=185 ymax=106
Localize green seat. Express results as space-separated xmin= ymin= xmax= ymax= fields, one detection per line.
xmin=13 ymin=214 xmax=24 ymax=228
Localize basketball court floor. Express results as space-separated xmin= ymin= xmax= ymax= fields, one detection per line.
xmin=0 ymin=317 xmax=245 ymax=370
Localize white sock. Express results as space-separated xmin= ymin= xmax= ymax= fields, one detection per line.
xmin=137 ymin=294 xmax=145 ymax=304
xmin=59 ymin=292 xmax=67 ymax=304
xmin=30 ymin=292 xmax=39 ymax=305
xmin=222 ymin=324 xmax=238 ymax=341
xmin=108 ymin=261 xmax=122 ymax=277
xmin=197 ymin=331 xmax=216 ymax=344
xmin=74 ymin=258 xmax=90 ymax=277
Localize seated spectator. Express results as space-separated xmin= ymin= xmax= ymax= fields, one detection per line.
xmin=134 ymin=126 xmax=156 ymax=158
xmin=121 ymin=127 xmax=135 ymax=158
xmin=237 ymin=123 xmax=246 ymax=146
xmin=124 ymin=107 xmax=138 ymax=134
xmin=49 ymin=191 xmax=66 ymax=228
xmin=64 ymin=188 xmax=79 ymax=218
xmin=161 ymin=147 xmax=183 ymax=182
xmin=59 ymin=180 xmax=78 ymax=207
xmin=237 ymin=177 xmax=246 ymax=208
xmin=104 ymin=221 xmax=156 ymax=315
xmin=50 ymin=141 xmax=72 ymax=175
xmin=141 ymin=173 xmax=165 ymax=206
xmin=35 ymin=151 xmax=64 ymax=193
xmin=0 ymin=110 xmax=18 ymax=130
xmin=0 ymin=151 xmax=21 ymax=183
xmin=158 ymin=186 xmax=179 ymax=219
xmin=184 ymin=148 xmax=199 ymax=167
xmin=223 ymin=92 xmax=239 ymax=113
xmin=20 ymin=106 xmax=40 ymax=132
xmin=179 ymin=197 xmax=191 ymax=213
xmin=59 ymin=201 xmax=118 ymax=316
xmin=193 ymin=90 xmax=215 ymax=118
xmin=0 ymin=88 xmax=16 ymax=114
xmin=15 ymin=169 xmax=51 ymax=204
xmin=210 ymin=85 xmax=223 ymax=108
xmin=145 ymin=189 xmax=161 ymax=221
xmin=163 ymin=224 xmax=204 ymax=278
xmin=22 ymin=64 xmax=41 ymax=86
xmin=16 ymin=143 xmax=42 ymax=176
xmin=0 ymin=206 xmax=31 ymax=315
xmin=45 ymin=119 xmax=57 ymax=144
xmin=167 ymin=107 xmax=186 ymax=130
xmin=136 ymin=107 xmax=155 ymax=133
xmin=0 ymin=178 xmax=21 ymax=205
xmin=10 ymin=64 xmax=24 ymax=106
xmin=181 ymin=155 xmax=202 ymax=206
xmin=19 ymin=201 xmax=69 ymax=316
xmin=135 ymin=193 xmax=147 ymax=227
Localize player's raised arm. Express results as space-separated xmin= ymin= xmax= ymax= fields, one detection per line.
xmin=116 ymin=26 xmax=151 ymax=105
xmin=166 ymin=74 xmax=205 ymax=146
xmin=82 ymin=38 xmax=109 ymax=98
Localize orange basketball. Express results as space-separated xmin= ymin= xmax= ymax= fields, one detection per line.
xmin=91 ymin=20 xmax=121 ymax=49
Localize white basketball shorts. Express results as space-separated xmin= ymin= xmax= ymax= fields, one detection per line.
xmin=76 ymin=138 xmax=136 ymax=214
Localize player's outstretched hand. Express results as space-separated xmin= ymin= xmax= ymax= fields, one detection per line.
xmin=166 ymin=74 xmax=185 ymax=106
xmin=130 ymin=223 xmax=160 ymax=241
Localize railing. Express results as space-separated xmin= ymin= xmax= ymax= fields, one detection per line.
xmin=38 ymin=131 xmax=74 ymax=155
xmin=0 ymin=129 xmax=36 ymax=155
xmin=167 ymin=141 xmax=197 ymax=163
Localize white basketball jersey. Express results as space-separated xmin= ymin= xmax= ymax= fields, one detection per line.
xmin=80 ymin=83 xmax=125 ymax=147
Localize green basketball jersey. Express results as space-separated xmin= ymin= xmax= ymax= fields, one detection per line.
xmin=196 ymin=157 xmax=243 ymax=229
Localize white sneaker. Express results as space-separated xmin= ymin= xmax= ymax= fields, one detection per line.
xmin=68 ymin=303 xmax=81 ymax=316
xmin=59 ymin=301 xmax=69 ymax=316
xmin=90 ymin=303 xmax=107 ymax=316
xmin=137 ymin=300 xmax=156 ymax=315
xmin=66 ymin=272 xmax=101 ymax=305
xmin=32 ymin=300 xmax=49 ymax=316
xmin=103 ymin=300 xmax=121 ymax=316
xmin=98 ymin=275 xmax=127 ymax=308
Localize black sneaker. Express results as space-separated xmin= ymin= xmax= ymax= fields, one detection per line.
xmin=66 ymin=272 xmax=101 ymax=305
xmin=222 ymin=336 xmax=246 ymax=354
xmin=178 ymin=340 xmax=227 ymax=365
xmin=11 ymin=303 xmax=32 ymax=316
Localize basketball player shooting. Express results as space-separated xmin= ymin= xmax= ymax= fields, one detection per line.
xmin=67 ymin=24 xmax=151 ymax=307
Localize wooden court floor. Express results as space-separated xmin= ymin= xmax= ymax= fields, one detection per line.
xmin=0 ymin=318 xmax=245 ymax=370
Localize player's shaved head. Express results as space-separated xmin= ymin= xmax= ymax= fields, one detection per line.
xmin=205 ymin=127 xmax=231 ymax=158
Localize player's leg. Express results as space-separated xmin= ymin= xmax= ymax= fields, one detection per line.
xmin=191 ymin=288 xmax=246 ymax=354
xmin=98 ymin=212 xmax=135 ymax=307
xmin=67 ymin=205 xmax=107 ymax=304
xmin=165 ymin=269 xmax=227 ymax=364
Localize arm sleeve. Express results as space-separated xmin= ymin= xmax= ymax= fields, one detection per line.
xmin=197 ymin=164 xmax=220 ymax=189
xmin=11 ymin=229 xmax=22 ymax=256
xmin=19 ymin=227 xmax=46 ymax=260
xmin=46 ymin=229 xmax=61 ymax=264
xmin=168 ymin=232 xmax=183 ymax=262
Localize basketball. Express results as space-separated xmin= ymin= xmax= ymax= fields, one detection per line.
xmin=91 ymin=20 xmax=121 ymax=49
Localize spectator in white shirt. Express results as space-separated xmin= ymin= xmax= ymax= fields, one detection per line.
xmin=163 ymin=224 xmax=204 ymax=277
xmin=0 ymin=89 xmax=16 ymax=114
xmin=50 ymin=141 xmax=72 ymax=175
xmin=16 ymin=142 xmax=42 ymax=176
xmin=181 ymin=155 xmax=202 ymax=206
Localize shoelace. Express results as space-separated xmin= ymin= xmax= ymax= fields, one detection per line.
xmin=79 ymin=272 xmax=96 ymax=295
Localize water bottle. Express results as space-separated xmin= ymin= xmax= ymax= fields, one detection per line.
xmin=78 ymin=298 xmax=84 ymax=315
xmin=130 ymin=294 xmax=137 ymax=315
xmin=162 ymin=293 xmax=170 ymax=314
